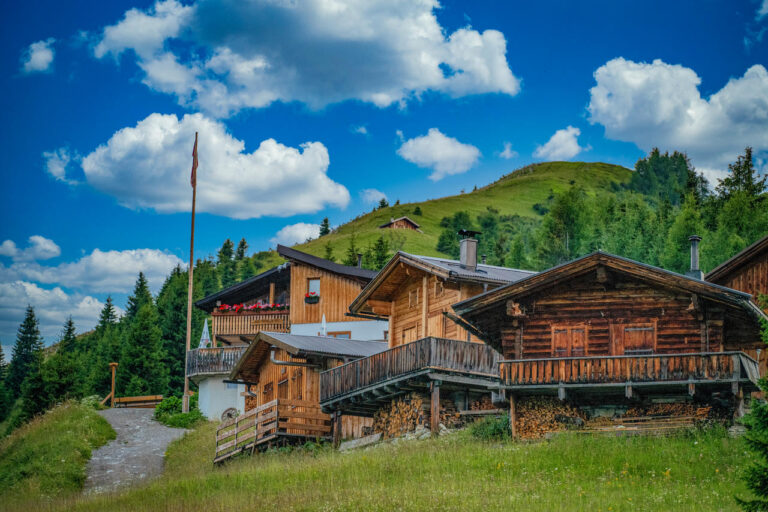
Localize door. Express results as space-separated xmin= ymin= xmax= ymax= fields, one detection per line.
xmin=551 ymin=325 xmax=588 ymax=357
xmin=401 ymin=325 xmax=418 ymax=345
xmin=622 ymin=324 xmax=655 ymax=354
xmin=428 ymin=312 xmax=445 ymax=338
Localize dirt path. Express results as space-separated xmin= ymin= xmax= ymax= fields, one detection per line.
xmin=84 ymin=408 xmax=187 ymax=495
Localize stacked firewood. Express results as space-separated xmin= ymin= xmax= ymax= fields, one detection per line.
xmin=372 ymin=393 xmax=426 ymax=438
xmin=625 ymin=403 xmax=712 ymax=418
xmin=440 ymin=399 xmax=463 ymax=429
xmin=470 ymin=395 xmax=495 ymax=411
xmin=245 ymin=395 xmax=258 ymax=411
xmin=516 ymin=397 xmax=586 ymax=439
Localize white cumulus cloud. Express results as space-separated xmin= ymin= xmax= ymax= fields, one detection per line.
xmin=43 ymin=147 xmax=80 ymax=184
xmin=533 ymin=126 xmax=586 ymax=161
xmin=270 ymin=223 xmax=321 ymax=246
xmin=588 ymin=58 xmax=768 ymax=180
xmin=20 ymin=38 xmax=55 ymax=74
xmin=360 ymin=188 xmax=387 ymax=204
xmin=80 ymin=112 xmax=350 ymax=219
xmin=397 ymin=128 xmax=481 ymax=181
xmin=499 ymin=142 xmax=518 ymax=159
xmin=0 ymin=236 xmax=61 ymax=262
xmin=92 ymin=0 xmax=520 ymax=117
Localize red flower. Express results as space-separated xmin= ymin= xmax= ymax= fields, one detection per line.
xmin=234 ymin=304 xmax=242 ymax=313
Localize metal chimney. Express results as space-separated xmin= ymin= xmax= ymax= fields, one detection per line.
xmin=356 ymin=253 xmax=363 ymax=268
xmin=686 ymin=235 xmax=703 ymax=280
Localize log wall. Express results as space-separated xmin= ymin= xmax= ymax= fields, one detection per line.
xmin=710 ymin=248 xmax=768 ymax=306
xmin=289 ymin=262 xmax=369 ymax=325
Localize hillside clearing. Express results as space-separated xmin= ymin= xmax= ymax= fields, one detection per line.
xmin=15 ymin=420 xmax=752 ymax=512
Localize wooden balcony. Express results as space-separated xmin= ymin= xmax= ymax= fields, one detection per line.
xmin=212 ymin=310 xmax=290 ymax=339
xmin=319 ymin=337 xmax=500 ymax=415
xmin=186 ymin=347 xmax=247 ymax=380
xmin=214 ymin=398 xmax=331 ymax=463
xmin=499 ymin=352 xmax=759 ymax=397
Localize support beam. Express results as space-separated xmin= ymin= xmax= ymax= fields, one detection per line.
xmin=688 ymin=378 xmax=696 ymax=397
xmin=333 ymin=411 xmax=343 ymax=448
xmin=625 ymin=383 xmax=633 ymax=400
xmin=109 ymin=362 xmax=118 ymax=408
xmin=509 ymin=394 xmax=517 ymax=440
xmin=558 ymin=384 xmax=566 ymax=401
xmin=422 ymin=275 xmax=429 ymax=338
xmin=430 ymin=380 xmax=440 ymax=435
xmin=734 ymin=387 xmax=745 ymax=420
xmin=269 ymin=282 xmax=275 ymax=305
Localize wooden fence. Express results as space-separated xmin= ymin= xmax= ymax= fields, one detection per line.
xmin=113 ymin=395 xmax=164 ymax=408
xmin=211 ymin=310 xmax=290 ymax=338
xmin=320 ymin=337 xmax=500 ymax=402
xmin=214 ymin=398 xmax=331 ymax=463
xmin=186 ymin=346 xmax=247 ymax=377
xmin=499 ymin=351 xmax=758 ymax=387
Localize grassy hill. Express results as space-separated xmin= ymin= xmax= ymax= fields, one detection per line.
xmin=22 ymin=421 xmax=751 ymax=511
xmin=295 ymin=161 xmax=631 ymax=259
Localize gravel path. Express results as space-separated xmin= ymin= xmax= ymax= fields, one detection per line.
xmin=84 ymin=408 xmax=187 ymax=495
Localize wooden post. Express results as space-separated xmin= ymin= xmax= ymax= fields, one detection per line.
xmin=509 ymin=394 xmax=517 ymax=439
xmin=109 ymin=362 xmax=118 ymax=408
xmin=421 ymin=275 xmax=428 ymax=338
xmin=430 ymin=380 xmax=440 ymax=435
xmin=269 ymin=282 xmax=275 ymax=305
xmin=333 ymin=411 xmax=343 ymax=448
xmin=183 ymin=133 xmax=199 ymax=414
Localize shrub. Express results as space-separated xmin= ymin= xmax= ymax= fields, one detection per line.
xmin=80 ymin=395 xmax=104 ymax=410
xmin=154 ymin=396 xmax=182 ymax=420
xmin=469 ymin=414 xmax=510 ymax=441
xmin=154 ymin=394 xmax=204 ymax=429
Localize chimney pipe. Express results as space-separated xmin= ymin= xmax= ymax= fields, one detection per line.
xmin=686 ymin=235 xmax=703 ymax=280
xmin=481 ymin=254 xmax=487 ymax=265
xmin=460 ymin=238 xmax=478 ymax=271
xmin=356 ymin=253 xmax=363 ymax=268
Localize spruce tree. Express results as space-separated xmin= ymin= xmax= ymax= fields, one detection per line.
xmin=716 ymin=147 xmax=767 ymax=201
xmin=323 ymin=242 xmax=335 ymax=262
xmin=660 ymin=193 xmax=707 ymax=273
xmin=370 ymin=236 xmax=390 ymax=270
xmin=156 ymin=266 xmax=187 ymax=394
xmin=125 ymin=273 xmax=153 ymax=322
xmin=58 ymin=317 xmax=77 ymax=354
xmin=19 ymin=348 xmax=47 ymax=422
xmin=343 ymin=236 xmax=360 ymax=266
xmin=319 ymin=217 xmax=331 ymax=236
xmin=378 ymin=198 xmax=389 ymax=209
xmin=118 ymin=303 xmax=169 ymax=396
xmin=97 ymin=296 xmax=118 ymax=333
xmin=87 ymin=325 xmax=121 ymax=396
xmin=413 ymin=206 xmax=422 ymax=216
xmin=217 ymin=239 xmax=236 ymax=288
xmin=0 ymin=345 xmax=10 ymax=421
xmin=235 ymin=238 xmax=248 ymax=261
xmin=7 ymin=306 xmax=44 ymax=397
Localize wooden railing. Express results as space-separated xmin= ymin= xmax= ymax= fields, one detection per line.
xmin=320 ymin=337 xmax=500 ymax=402
xmin=499 ymin=352 xmax=759 ymax=387
xmin=212 ymin=310 xmax=290 ymax=338
xmin=214 ymin=398 xmax=331 ymax=463
xmin=187 ymin=346 xmax=247 ymax=377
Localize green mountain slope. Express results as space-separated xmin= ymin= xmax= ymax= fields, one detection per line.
xmin=295 ymin=161 xmax=631 ymax=259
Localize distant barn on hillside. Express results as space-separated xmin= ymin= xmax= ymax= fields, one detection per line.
xmin=379 ymin=216 xmax=421 ymax=232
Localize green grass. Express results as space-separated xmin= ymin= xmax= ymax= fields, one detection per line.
xmin=16 ymin=420 xmax=753 ymax=512
xmin=0 ymin=401 xmax=115 ymax=506
xmin=296 ymin=161 xmax=631 ymax=258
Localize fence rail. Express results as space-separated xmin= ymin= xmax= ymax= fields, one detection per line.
xmin=319 ymin=337 xmax=500 ymax=402
xmin=212 ymin=310 xmax=290 ymax=338
xmin=214 ymin=398 xmax=331 ymax=463
xmin=498 ymin=351 xmax=758 ymax=388
xmin=186 ymin=347 xmax=247 ymax=377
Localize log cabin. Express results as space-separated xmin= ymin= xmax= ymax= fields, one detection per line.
xmin=214 ymin=332 xmax=386 ymax=462
xmin=451 ymin=249 xmax=766 ymax=433
xmin=189 ymin=246 xmax=387 ymax=421
xmin=319 ymin=236 xmax=535 ymax=432
xmin=706 ymin=233 xmax=768 ymax=373
xmin=379 ymin=216 xmax=422 ymax=232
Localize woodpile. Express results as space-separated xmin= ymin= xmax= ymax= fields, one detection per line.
xmin=245 ymin=394 xmax=258 ymax=411
xmin=469 ymin=395 xmax=495 ymax=411
xmin=516 ymin=397 xmax=586 ymax=439
xmin=372 ymin=393 xmax=426 ymax=438
xmin=439 ymin=399 xmax=463 ymax=429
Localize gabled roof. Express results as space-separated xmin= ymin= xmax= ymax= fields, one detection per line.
xmin=277 ymin=244 xmax=377 ymax=281
xmin=195 ymin=263 xmax=290 ymax=313
xmin=706 ymin=234 xmax=768 ymax=284
xmin=453 ymin=251 xmax=765 ymax=321
xmin=379 ymin=216 xmax=421 ymax=229
xmin=229 ymin=332 xmax=387 ymax=381
xmin=348 ymin=251 xmax=536 ymax=315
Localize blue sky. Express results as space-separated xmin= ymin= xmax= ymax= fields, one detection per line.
xmin=1 ymin=0 xmax=767 ymax=346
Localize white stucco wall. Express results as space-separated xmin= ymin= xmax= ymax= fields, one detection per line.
xmin=290 ymin=319 xmax=388 ymax=341
xmin=197 ymin=376 xmax=245 ymax=421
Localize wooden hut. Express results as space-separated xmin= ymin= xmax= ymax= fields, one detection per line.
xmin=378 ymin=216 xmax=422 ymax=232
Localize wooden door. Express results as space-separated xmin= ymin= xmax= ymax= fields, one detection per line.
xmin=551 ymin=325 xmax=588 ymax=357
xmin=552 ymin=328 xmax=569 ymax=356
xmin=571 ymin=328 xmax=586 ymax=356
xmin=623 ymin=325 xmax=655 ymax=354
xmin=428 ymin=312 xmax=444 ymax=338
xmin=401 ymin=325 xmax=418 ymax=345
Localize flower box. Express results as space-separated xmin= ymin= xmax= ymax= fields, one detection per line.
xmin=304 ymin=295 xmax=320 ymax=304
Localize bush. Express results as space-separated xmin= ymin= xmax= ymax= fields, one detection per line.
xmin=161 ymin=409 xmax=205 ymax=429
xmin=154 ymin=393 xmax=204 ymax=429
xmin=154 ymin=396 xmax=182 ymax=420
xmin=79 ymin=395 xmax=104 ymax=410
xmin=469 ymin=414 xmax=510 ymax=441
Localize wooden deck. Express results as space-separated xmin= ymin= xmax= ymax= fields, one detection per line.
xmin=212 ymin=310 xmax=290 ymax=339
xmin=498 ymin=351 xmax=759 ymax=397
xmin=319 ymin=337 xmax=500 ymax=416
xmin=214 ymin=398 xmax=331 ymax=463
xmin=186 ymin=346 xmax=247 ymax=380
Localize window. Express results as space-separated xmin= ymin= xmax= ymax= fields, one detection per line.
xmin=401 ymin=325 xmax=418 ymax=344
xmin=278 ymin=379 xmax=289 ymax=399
xmin=434 ymin=279 xmax=444 ymax=297
xmin=307 ymin=278 xmax=320 ymax=295
xmin=327 ymin=331 xmax=351 ymax=339
xmin=551 ymin=325 xmax=588 ymax=357
xmin=226 ymin=382 xmax=238 ymax=390
xmin=263 ymin=382 xmax=274 ymax=402
xmin=621 ymin=324 xmax=655 ymax=355
xmin=408 ymin=287 xmax=419 ymax=308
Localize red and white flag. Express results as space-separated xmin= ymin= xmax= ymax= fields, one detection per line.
xmin=190 ymin=132 xmax=198 ymax=188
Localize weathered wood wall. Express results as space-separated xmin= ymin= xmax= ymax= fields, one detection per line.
xmin=386 ymin=219 xmax=418 ymax=230
xmin=710 ymin=249 xmax=768 ymax=306
xmin=289 ymin=262 xmax=368 ymax=326
xmin=499 ymin=273 xmax=730 ymax=360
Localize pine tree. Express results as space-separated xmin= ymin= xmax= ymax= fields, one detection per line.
xmin=156 ymin=266 xmax=188 ymax=395
xmin=58 ymin=317 xmax=77 ymax=354
xmin=378 ymin=198 xmax=389 ymax=210
xmin=370 ymin=236 xmax=390 ymax=270
xmin=413 ymin=206 xmax=422 ymax=216
xmin=87 ymin=325 xmax=121 ymax=396
xmin=0 ymin=345 xmax=10 ymax=421
xmin=235 ymin=238 xmax=248 ymax=261
xmin=118 ymin=303 xmax=169 ymax=396
xmin=217 ymin=239 xmax=236 ymax=288
xmin=125 ymin=273 xmax=153 ymax=322
xmin=319 ymin=217 xmax=331 ymax=236
xmin=717 ymin=147 xmax=767 ymax=201
xmin=534 ymin=187 xmax=590 ymax=267
xmin=323 ymin=242 xmax=335 ymax=262
xmin=0 ymin=343 xmax=7 ymax=382
xmin=97 ymin=296 xmax=118 ymax=333
xmin=19 ymin=348 xmax=47 ymax=422
xmin=343 ymin=236 xmax=360 ymax=266
xmin=661 ymin=193 xmax=707 ymax=273
xmin=7 ymin=306 xmax=44 ymax=398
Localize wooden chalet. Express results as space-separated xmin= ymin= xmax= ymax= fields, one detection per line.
xmin=189 ymin=246 xmax=385 ymax=421
xmin=379 ymin=216 xmax=422 ymax=232
xmin=451 ymin=251 xmax=766 ymax=432
xmin=319 ymin=236 xmax=535 ymax=433
xmin=215 ymin=332 xmax=386 ymax=462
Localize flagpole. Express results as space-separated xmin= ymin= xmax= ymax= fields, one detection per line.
xmin=183 ymin=132 xmax=198 ymax=414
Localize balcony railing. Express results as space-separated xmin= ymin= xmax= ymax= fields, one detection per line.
xmin=320 ymin=337 xmax=500 ymax=402
xmin=214 ymin=398 xmax=331 ymax=463
xmin=212 ymin=310 xmax=290 ymax=338
xmin=499 ymin=351 xmax=759 ymax=389
xmin=187 ymin=346 xmax=247 ymax=377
